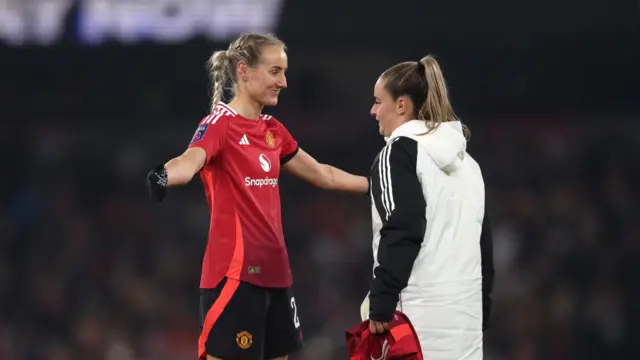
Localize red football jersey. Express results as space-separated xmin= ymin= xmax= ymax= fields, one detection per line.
xmin=187 ymin=103 xmax=299 ymax=289
xmin=345 ymin=311 xmax=423 ymax=360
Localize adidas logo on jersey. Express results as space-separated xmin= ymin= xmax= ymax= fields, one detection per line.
xmin=239 ymin=134 xmax=250 ymax=145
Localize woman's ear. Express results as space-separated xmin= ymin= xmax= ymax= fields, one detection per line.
xmin=396 ymin=97 xmax=408 ymax=115
xmin=237 ymin=61 xmax=249 ymax=82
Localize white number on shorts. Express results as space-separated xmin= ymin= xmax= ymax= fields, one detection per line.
xmin=290 ymin=297 xmax=300 ymax=328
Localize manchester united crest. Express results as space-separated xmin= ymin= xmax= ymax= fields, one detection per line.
xmin=265 ymin=130 xmax=275 ymax=148
xmin=236 ymin=330 xmax=253 ymax=349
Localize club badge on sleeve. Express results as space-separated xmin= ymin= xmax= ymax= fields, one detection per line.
xmin=190 ymin=124 xmax=209 ymax=144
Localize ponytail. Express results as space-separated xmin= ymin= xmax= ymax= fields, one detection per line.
xmin=417 ymin=55 xmax=469 ymax=138
xmin=381 ymin=55 xmax=470 ymax=139
xmin=207 ymin=50 xmax=230 ymax=111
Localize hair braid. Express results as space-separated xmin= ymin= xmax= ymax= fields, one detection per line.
xmin=207 ymin=50 xmax=229 ymax=111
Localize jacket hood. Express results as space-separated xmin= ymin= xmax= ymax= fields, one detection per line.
xmin=387 ymin=120 xmax=467 ymax=174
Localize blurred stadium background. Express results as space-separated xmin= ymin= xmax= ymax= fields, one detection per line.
xmin=1 ymin=1 xmax=639 ymax=359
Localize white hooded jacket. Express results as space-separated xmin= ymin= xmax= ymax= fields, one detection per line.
xmin=365 ymin=120 xmax=494 ymax=360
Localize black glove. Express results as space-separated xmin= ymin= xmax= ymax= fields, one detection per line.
xmin=146 ymin=164 xmax=168 ymax=202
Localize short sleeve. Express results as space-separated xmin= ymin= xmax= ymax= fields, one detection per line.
xmin=187 ymin=114 xmax=230 ymax=164
xmin=276 ymin=120 xmax=299 ymax=165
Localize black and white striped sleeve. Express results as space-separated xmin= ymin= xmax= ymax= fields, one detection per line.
xmin=369 ymin=137 xmax=427 ymax=322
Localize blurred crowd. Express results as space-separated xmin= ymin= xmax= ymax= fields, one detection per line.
xmin=0 ymin=0 xmax=638 ymax=357
xmin=1 ymin=114 xmax=638 ymax=360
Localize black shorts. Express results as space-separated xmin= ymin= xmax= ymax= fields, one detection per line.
xmin=198 ymin=277 xmax=303 ymax=360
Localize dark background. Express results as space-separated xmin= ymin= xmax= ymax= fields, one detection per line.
xmin=1 ymin=1 xmax=639 ymax=359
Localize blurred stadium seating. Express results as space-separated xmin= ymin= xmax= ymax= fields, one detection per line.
xmin=1 ymin=1 xmax=639 ymax=359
